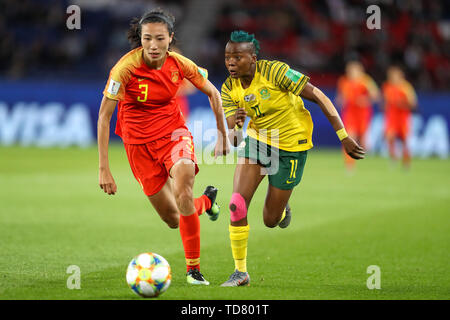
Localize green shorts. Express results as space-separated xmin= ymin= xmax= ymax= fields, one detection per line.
xmin=237 ymin=136 xmax=308 ymax=190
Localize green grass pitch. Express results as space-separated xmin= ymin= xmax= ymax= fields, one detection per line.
xmin=0 ymin=145 xmax=449 ymax=300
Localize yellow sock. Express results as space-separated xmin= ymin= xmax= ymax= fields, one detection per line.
xmin=229 ymin=224 xmax=250 ymax=273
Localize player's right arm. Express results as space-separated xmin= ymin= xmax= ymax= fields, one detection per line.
xmin=98 ymin=56 xmax=131 ymax=195
xmin=221 ymin=80 xmax=245 ymax=147
xmin=98 ymin=96 xmax=118 ymax=195
xmin=226 ymin=108 xmax=246 ymax=147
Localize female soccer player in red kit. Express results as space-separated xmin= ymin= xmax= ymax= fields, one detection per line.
xmin=97 ymin=9 xmax=229 ymax=285
xmin=382 ymin=65 xmax=417 ymax=168
xmin=336 ymin=61 xmax=379 ymax=171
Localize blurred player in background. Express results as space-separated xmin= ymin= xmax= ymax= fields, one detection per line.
xmin=336 ymin=60 xmax=379 ymax=171
xmin=382 ymin=65 xmax=417 ymax=169
xmin=97 ymin=9 xmax=229 ymax=285
xmin=220 ymin=31 xmax=365 ymax=286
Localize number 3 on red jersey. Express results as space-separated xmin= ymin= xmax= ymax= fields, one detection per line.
xmin=137 ymin=84 xmax=148 ymax=102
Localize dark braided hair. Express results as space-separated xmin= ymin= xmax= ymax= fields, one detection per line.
xmin=127 ymin=8 xmax=176 ymax=49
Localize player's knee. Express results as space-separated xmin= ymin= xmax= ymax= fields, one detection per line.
xmin=263 ymin=208 xmax=281 ymax=228
xmin=229 ymin=193 xmax=247 ymax=222
xmin=174 ymin=188 xmax=194 ymax=215
xmin=165 ymin=219 xmax=179 ymax=229
xmin=263 ymin=216 xmax=278 ymax=228
xmin=175 ymin=190 xmax=190 ymax=204
xmin=160 ymin=212 xmax=179 ymax=229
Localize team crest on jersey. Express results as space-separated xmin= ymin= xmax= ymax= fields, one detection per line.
xmin=259 ymin=87 xmax=270 ymax=100
xmin=244 ymin=94 xmax=256 ymax=102
xmin=171 ymin=71 xmax=179 ymax=83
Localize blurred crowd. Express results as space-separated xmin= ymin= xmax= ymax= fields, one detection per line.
xmin=0 ymin=0 xmax=449 ymax=90
xmin=208 ymin=0 xmax=450 ymax=90
xmin=0 ymin=0 xmax=185 ymax=80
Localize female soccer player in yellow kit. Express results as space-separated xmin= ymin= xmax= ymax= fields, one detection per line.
xmin=220 ymin=31 xmax=365 ymax=286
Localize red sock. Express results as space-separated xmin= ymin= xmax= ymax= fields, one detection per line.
xmin=343 ymin=149 xmax=355 ymax=170
xmin=194 ymin=195 xmax=211 ymax=216
xmin=402 ymin=144 xmax=411 ymax=168
xmin=179 ymin=213 xmax=201 ymax=272
xmin=388 ymin=138 xmax=397 ymax=160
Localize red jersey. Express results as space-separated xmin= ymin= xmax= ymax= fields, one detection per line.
xmin=382 ymin=80 xmax=416 ymax=113
xmin=337 ymin=74 xmax=377 ymax=109
xmin=103 ymin=48 xmax=208 ymax=144
xmin=337 ymin=74 xmax=378 ymax=136
xmin=382 ymin=80 xmax=417 ymax=139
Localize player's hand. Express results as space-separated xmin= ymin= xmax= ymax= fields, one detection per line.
xmin=235 ymin=108 xmax=246 ymax=128
xmin=99 ymin=168 xmax=117 ymax=195
xmin=214 ymin=132 xmax=230 ymax=158
xmin=342 ymin=137 xmax=365 ymax=160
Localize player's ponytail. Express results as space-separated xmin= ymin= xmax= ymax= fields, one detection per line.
xmin=127 ymin=8 xmax=177 ymax=50
xmin=127 ymin=17 xmax=141 ymax=49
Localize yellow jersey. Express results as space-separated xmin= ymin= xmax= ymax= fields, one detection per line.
xmin=221 ymin=60 xmax=313 ymax=152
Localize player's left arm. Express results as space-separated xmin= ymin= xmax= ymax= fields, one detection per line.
xmin=334 ymin=77 xmax=345 ymax=109
xmin=176 ymin=52 xmax=229 ymax=157
xmin=300 ymin=82 xmax=365 ymax=160
xmin=199 ymin=80 xmax=230 ymax=157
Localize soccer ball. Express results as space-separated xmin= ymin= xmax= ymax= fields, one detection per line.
xmin=126 ymin=252 xmax=172 ymax=298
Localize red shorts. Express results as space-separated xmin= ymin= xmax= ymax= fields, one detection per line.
xmin=385 ymin=109 xmax=410 ymax=140
xmin=342 ymin=106 xmax=372 ymax=137
xmin=124 ymin=128 xmax=199 ymax=196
